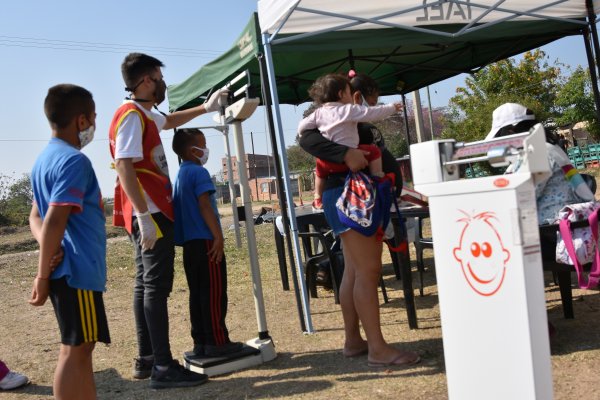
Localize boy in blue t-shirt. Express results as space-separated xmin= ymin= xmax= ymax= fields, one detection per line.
xmin=172 ymin=129 xmax=243 ymax=358
xmin=29 ymin=84 xmax=110 ymax=399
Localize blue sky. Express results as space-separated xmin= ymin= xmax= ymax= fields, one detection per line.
xmin=0 ymin=1 xmax=594 ymax=197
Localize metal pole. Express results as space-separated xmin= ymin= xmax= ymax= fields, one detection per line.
xmin=583 ymin=27 xmax=600 ymax=123
xmin=586 ymin=0 xmax=600 ymax=122
xmin=257 ymin=52 xmax=307 ymax=331
xmin=263 ymin=33 xmax=314 ymax=333
xmin=231 ymin=120 xmax=269 ymax=337
xmin=587 ymin=0 xmax=600 ymax=73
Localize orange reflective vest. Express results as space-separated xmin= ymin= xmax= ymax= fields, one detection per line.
xmin=109 ymin=102 xmax=173 ymax=233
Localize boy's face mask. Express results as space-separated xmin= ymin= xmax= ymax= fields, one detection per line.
xmin=78 ymin=123 xmax=95 ymax=149
xmin=192 ymin=146 xmax=209 ymax=165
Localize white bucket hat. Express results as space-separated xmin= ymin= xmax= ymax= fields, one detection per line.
xmin=485 ymin=103 xmax=536 ymax=140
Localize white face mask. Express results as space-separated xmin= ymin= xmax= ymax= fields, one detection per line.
xmin=78 ymin=124 xmax=95 ymax=149
xmin=361 ymin=95 xmax=370 ymax=107
xmin=192 ymin=146 xmax=209 ymax=165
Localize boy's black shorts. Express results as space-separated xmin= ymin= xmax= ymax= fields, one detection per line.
xmin=49 ymin=277 xmax=111 ymax=346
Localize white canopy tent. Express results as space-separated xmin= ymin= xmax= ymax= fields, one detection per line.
xmin=257 ymin=0 xmax=600 ymax=333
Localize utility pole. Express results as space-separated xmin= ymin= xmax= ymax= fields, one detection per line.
xmin=250 ymin=131 xmax=259 ymax=201
xmin=412 ymin=90 xmax=425 ymax=143
xmin=426 ymin=86 xmax=435 ymax=140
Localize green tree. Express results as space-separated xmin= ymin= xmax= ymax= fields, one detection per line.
xmin=443 ymin=50 xmax=563 ymax=142
xmin=554 ymin=66 xmax=600 ymax=139
xmin=286 ymin=140 xmax=315 ymax=172
xmin=0 ymin=174 xmax=33 ymax=226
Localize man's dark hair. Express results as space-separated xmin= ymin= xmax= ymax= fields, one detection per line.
xmin=308 ymin=73 xmax=350 ymax=104
xmin=121 ymin=53 xmax=164 ymax=92
xmin=172 ymin=128 xmax=204 ymax=158
xmin=350 ymin=73 xmax=380 ymax=98
xmin=44 ymin=84 xmax=94 ymax=129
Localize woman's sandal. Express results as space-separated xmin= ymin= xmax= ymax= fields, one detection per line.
xmin=367 ymin=352 xmax=420 ymax=368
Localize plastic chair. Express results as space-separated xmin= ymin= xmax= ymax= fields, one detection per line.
xmin=296 ymin=212 xmax=389 ymax=304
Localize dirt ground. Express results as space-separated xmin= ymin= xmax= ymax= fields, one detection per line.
xmin=1 ymin=214 xmax=600 ymax=399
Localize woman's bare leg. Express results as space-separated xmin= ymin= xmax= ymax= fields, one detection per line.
xmin=339 ymin=237 xmax=367 ymax=356
xmin=341 ymin=229 xmax=418 ymax=364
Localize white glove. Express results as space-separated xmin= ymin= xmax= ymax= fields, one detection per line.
xmin=136 ymin=211 xmax=157 ymax=251
xmin=204 ymin=88 xmax=229 ymax=113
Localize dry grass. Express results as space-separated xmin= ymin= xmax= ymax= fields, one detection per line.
xmin=1 ymin=215 xmax=600 ymax=399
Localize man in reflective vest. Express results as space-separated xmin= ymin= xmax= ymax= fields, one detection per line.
xmin=109 ymin=52 xmax=226 ymax=389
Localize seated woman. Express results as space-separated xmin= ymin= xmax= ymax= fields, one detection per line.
xmin=485 ymin=103 xmax=595 ymax=260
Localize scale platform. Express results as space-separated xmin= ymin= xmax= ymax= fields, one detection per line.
xmin=183 ymin=338 xmax=276 ymax=377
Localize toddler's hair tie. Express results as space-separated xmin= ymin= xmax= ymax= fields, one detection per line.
xmin=348 ymin=69 xmax=356 ymax=78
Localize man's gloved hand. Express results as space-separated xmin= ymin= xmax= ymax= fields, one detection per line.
xmin=136 ymin=211 xmax=157 ymax=251
xmin=204 ymin=88 xmax=229 ymax=113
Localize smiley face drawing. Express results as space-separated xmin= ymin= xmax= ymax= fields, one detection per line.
xmin=453 ymin=211 xmax=510 ymax=296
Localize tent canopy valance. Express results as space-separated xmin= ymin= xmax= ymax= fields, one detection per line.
xmin=168 ymin=1 xmax=600 ymax=112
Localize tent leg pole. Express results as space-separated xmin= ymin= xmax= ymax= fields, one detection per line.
xmin=583 ymin=28 xmax=600 ymax=123
xmin=257 ymin=52 xmax=306 ymax=332
xmin=587 ymin=0 xmax=600 ymax=70
xmin=263 ymin=34 xmax=314 ymax=334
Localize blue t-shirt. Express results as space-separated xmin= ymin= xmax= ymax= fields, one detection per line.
xmin=31 ymin=137 xmax=106 ymax=292
xmin=173 ymin=161 xmax=220 ymax=245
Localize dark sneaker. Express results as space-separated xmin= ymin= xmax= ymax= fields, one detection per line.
xmin=150 ymin=360 xmax=208 ymax=389
xmin=184 ymin=344 xmax=205 ymax=360
xmin=204 ymin=341 xmax=245 ymax=357
xmin=133 ymin=357 xmax=154 ymax=379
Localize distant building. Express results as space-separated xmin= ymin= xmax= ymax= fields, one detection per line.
xmin=557 ymin=121 xmax=593 ymax=147
xmin=221 ymin=154 xmax=282 ymax=201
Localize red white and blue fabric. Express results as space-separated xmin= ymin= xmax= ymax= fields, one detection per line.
xmin=336 ymin=171 xmax=393 ymax=237
xmin=556 ymin=201 xmax=600 ymax=289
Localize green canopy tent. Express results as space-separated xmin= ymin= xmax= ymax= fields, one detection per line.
xmin=168 ymin=1 xmax=600 ymax=333
xmin=169 ymin=7 xmax=600 ymax=110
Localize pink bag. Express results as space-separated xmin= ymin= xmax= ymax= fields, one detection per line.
xmin=555 ymin=201 xmax=600 ymax=289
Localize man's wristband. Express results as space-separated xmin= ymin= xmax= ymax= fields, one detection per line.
xmin=35 ymin=275 xmax=50 ymax=280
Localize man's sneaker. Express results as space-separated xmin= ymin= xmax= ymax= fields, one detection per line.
xmin=150 ymin=360 xmax=208 ymax=389
xmin=133 ymin=357 xmax=154 ymax=379
xmin=312 ymin=198 xmax=323 ymax=212
xmin=0 ymin=371 xmax=29 ymax=390
xmin=204 ymin=342 xmax=245 ymax=357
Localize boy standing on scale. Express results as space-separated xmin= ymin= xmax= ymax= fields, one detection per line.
xmin=172 ymin=129 xmax=244 ymax=360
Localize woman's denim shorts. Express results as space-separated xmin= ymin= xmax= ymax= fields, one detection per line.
xmin=322 ymin=185 xmax=350 ymax=236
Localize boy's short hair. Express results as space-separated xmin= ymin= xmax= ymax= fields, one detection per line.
xmin=121 ymin=53 xmax=164 ymax=92
xmin=44 ymin=84 xmax=94 ymax=129
xmin=172 ymin=128 xmax=204 ymax=158
xmin=308 ymin=74 xmax=350 ymax=104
